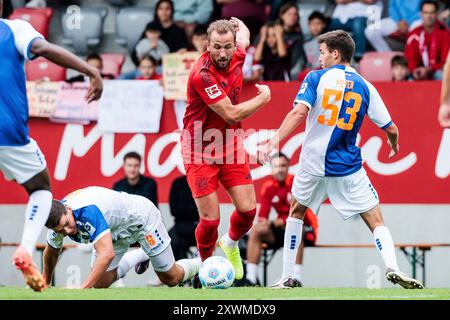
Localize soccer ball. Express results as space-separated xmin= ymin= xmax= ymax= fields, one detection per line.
xmin=198 ymin=256 xmax=235 ymax=289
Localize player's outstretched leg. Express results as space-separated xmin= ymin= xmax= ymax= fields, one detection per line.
xmin=361 ymin=206 xmax=424 ymax=289
xmin=220 ymin=185 xmax=257 ymax=280
xmin=272 ymin=200 xmax=306 ymax=289
xmin=13 ymin=170 xmax=52 ymax=292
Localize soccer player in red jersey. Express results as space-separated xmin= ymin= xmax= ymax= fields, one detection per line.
xmin=181 ymin=18 xmax=271 ymax=281
xmin=245 ymin=152 xmax=318 ymax=286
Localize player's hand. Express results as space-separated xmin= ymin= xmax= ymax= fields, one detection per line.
xmin=230 ymin=17 xmax=243 ymax=32
xmin=256 ymin=140 xmax=273 ymax=166
xmin=438 ymin=103 xmax=450 ymax=128
xmin=85 ymin=69 xmax=103 ymax=103
xmin=255 ymin=83 xmax=271 ymax=103
xmin=272 ymin=218 xmax=285 ymax=228
xmin=387 ymin=139 xmax=399 ymax=159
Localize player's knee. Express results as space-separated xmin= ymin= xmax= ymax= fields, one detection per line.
xmin=161 ymin=276 xmax=180 ymax=287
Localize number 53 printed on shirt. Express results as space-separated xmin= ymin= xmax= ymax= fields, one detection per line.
xmin=318 ymin=88 xmax=362 ymax=131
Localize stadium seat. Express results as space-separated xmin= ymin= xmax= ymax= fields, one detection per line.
xmin=100 ymin=53 xmax=125 ymax=79
xmin=61 ymin=7 xmax=108 ymax=55
xmin=9 ymin=7 xmax=53 ymax=38
xmin=298 ymin=2 xmax=327 ymax=37
xmin=116 ymin=7 xmax=153 ymax=52
xmin=358 ymin=51 xmax=404 ymax=82
xmin=25 ymin=57 xmax=67 ymax=81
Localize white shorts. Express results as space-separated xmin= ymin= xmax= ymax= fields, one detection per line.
xmin=0 ymin=138 xmax=47 ymax=184
xmin=292 ymin=167 xmax=379 ymax=220
xmin=91 ymin=215 xmax=173 ymax=272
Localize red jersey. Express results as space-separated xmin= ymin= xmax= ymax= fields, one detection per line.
xmin=181 ymin=47 xmax=246 ymax=163
xmin=405 ymin=21 xmax=450 ymax=73
xmin=259 ymin=174 xmax=318 ymax=229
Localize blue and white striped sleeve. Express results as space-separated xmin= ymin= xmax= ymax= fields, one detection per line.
xmin=5 ymin=19 xmax=44 ymax=60
xmin=367 ymin=83 xmax=392 ymax=129
xmin=293 ymin=71 xmax=321 ymax=109
xmin=81 ymin=205 xmax=111 ymax=244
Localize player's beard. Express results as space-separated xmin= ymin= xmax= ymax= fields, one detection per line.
xmin=213 ymin=57 xmax=231 ymax=70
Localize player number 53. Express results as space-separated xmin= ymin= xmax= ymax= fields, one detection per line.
xmin=318 ymin=88 xmax=362 ymax=131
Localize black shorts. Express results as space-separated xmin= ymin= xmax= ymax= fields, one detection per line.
xmin=267 ymin=223 xmax=316 ymax=250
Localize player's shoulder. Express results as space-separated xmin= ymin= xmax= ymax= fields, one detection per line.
xmin=1 ymin=18 xmax=35 ymax=32
xmin=303 ymin=68 xmax=332 ymax=84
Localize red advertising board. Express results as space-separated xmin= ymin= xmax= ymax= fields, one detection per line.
xmin=0 ymin=81 xmax=448 ymax=204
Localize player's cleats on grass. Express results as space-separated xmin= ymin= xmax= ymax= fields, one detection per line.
xmin=12 ymin=246 xmax=46 ymax=292
xmin=243 ymin=278 xmax=261 ymax=287
xmin=386 ymin=268 xmax=424 ymax=289
xmin=271 ymin=277 xmax=302 ymax=289
xmin=135 ymin=259 xmax=150 ymax=275
xmin=218 ymin=235 xmax=244 ymax=280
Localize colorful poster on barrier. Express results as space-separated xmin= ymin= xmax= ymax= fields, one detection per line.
xmin=162 ymin=51 xmax=200 ymax=100
xmin=98 ymin=80 xmax=164 ymax=133
xmin=51 ymin=82 xmax=99 ymax=123
xmin=26 ymin=81 xmax=59 ymax=117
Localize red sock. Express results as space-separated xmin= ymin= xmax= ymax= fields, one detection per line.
xmin=195 ymin=218 xmax=220 ymax=261
xmin=228 ymin=208 xmax=257 ymax=241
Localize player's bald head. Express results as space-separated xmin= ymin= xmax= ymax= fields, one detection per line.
xmin=207 ymin=19 xmax=236 ymax=43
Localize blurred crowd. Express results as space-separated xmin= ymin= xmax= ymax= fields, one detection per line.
xmin=5 ymin=0 xmax=450 ymax=83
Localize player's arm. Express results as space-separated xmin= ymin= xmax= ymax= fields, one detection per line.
xmin=30 ymin=38 xmax=103 ymax=103
xmin=439 ymin=53 xmax=450 ymax=128
xmin=43 ymin=244 xmax=62 ymax=286
xmin=81 ymin=233 xmax=114 ymax=289
xmin=258 ymin=104 xmax=309 ymax=164
xmin=208 ymin=84 xmax=271 ymax=124
xmin=383 ymin=122 xmax=400 ymax=159
xmin=230 ymin=17 xmax=250 ymax=49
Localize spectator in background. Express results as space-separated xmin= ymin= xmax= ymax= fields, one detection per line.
xmin=136 ymin=55 xmax=162 ymax=81
xmin=298 ymin=11 xmax=328 ymax=81
xmin=391 ymin=55 xmax=412 ymax=82
xmin=174 ymin=0 xmax=213 ymax=40
xmin=405 ymin=0 xmax=450 ymax=80
xmin=168 ymin=175 xmax=199 ymax=260
xmin=242 ymin=45 xmax=263 ymax=83
xmin=365 ymin=0 xmax=422 ymax=52
xmin=135 ymin=22 xmax=170 ymax=65
xmin=151 ymin=0 xmax=188 ymax=53
xmin=67 ymin=53 xmax=115 ymax=82
xmin=217 ymin=0 xmax=267 ymax=44
xmin=190 ymin=25 xmax=208 ymax=53
xmin=254 ymin=22 xmax=290 ymax=81
xmin=329 ymin=0 xmax=382 ymax=61
xmin=278 ymin=2 xmax=306 ymax=80
xmin=113 ymin=152 xmax=158 ymax=207
xmin=245 ymin=153 xmax=318 ymax=286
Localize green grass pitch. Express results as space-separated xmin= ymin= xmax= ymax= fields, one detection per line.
xmin=1 ymin=287 xmax=449 ymax=300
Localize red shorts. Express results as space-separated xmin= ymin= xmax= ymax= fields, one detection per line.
xmin=185 ymin=162 xmax=253 ymax=198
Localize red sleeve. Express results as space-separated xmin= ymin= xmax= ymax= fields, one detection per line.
xmin=405 ymin=32 xmax=421 ymax=72
xmin=191 ymin=67 xmax=227 ymax=105
xmin=258 ymin=181 xmax=272 ymax=221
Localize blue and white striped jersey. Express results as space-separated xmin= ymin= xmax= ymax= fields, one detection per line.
xmin=0 ymin=19 xmax=43 ymax=146
xmin=294 ymin=64 xmax=392 ymax=177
